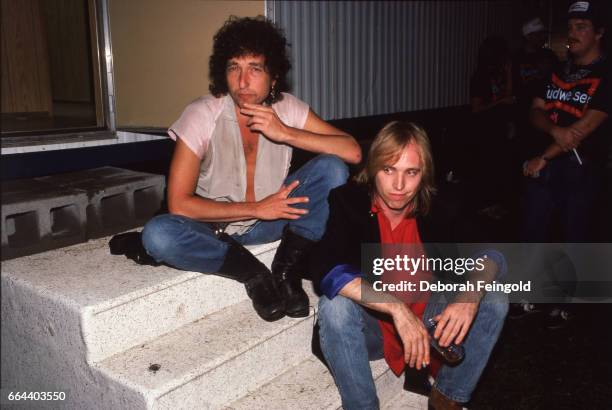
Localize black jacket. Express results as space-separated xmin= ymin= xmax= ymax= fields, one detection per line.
xmin=309 ymin=181 xmax=462 ymax=294
xmin=308 ymin=181 xmax=465 ymax=369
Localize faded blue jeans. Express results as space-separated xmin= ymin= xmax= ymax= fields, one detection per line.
xmin=141 ymin=155 xmax=348 ymax=273
xmin=317 ymin=291 xmax=508 ymax=409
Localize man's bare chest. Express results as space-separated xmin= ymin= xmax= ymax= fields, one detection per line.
xmin=238 ymin=123 xmax=259 ymax=160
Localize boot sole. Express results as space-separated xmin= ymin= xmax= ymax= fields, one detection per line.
xmin=259 ymin=310 xmax=286 ymax=322
xmin=285 ymin=308 xmax=309 ymax=318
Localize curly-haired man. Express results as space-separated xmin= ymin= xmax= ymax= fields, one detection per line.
xmin=142 ymin=16 xmax=361 ymax=322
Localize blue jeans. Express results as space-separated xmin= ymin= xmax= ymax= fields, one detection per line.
xmin=522 ymin=155 xmax=600 ymax=242
xmin=141 ymin=155 xmax=348 ymax=273
xmin=317 ymin=291 xmax=508 ymax=409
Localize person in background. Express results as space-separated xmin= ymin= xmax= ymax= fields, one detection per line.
xmin=507 ymin=17 xmax=560 ymax=320
xmin=513 ymin=17 xmax=559 ymax=118
xmin=513 ymin=17 xmax=559 ymax=188
xmin=469 ymin=35 xmax=516 ymax=219
xmin=521 ymin=1 xmax=610 ymax=327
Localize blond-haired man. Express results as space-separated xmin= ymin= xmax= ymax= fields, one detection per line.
xmin=310 ymin=121 xmax=508 ymax=410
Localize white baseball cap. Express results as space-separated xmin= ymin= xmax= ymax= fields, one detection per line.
xmin=522 ymin=18 xmax=546 ymax=36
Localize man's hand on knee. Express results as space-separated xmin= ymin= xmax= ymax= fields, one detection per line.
xmin=254 ymin=180 xmax=310 ymax=220
xmin=433 ymin=302 xmax=478 ymax=347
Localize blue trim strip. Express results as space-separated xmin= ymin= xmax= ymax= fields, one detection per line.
xmin=320 ymin=264 xmax=363 ymax=299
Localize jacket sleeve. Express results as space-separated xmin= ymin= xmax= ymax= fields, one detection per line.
xmin=309 ymin=187 xmax=362 ymax=296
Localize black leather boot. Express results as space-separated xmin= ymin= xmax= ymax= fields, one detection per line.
xmin=216 ymin=232 xmax=285 ymax=322
xmin=271 ymin=227 xmax=314 ymax=318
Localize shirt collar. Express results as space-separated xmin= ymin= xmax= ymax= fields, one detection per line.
xmin=370 ymin=198 xmax=381 ymax=214
xmin=222 ymin=94 xmax=238 ymax=122
xmin=370 ymin=196 xmax=415 ymax=221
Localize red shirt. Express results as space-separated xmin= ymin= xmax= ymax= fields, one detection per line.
xmin=372 ymin=201 xmax=441 ymax=377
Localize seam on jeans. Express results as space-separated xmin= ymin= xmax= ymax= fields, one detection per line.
xmin=317 ymin=318 xmax=338 ymax=381
xmin=357 ymin=303 xmax=366 ymax=330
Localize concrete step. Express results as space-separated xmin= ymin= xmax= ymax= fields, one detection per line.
xmin=382 ymin=388 xmax=467 ymax=410
xmin=94 ymin=295 xmax=318 ymax=409
xmin=2 ymin=232 xmax=292 ymax=409
xmin=0 ymin=230 xmax=423 ymax=410
xmin=1 ymin=234 xmax=280 ymax=364
xmin=382 ymin=390 xmax=429 ymax=410
xmin=225 ymin=356 xmax=412 ymax=410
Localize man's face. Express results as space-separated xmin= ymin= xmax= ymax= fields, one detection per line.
xmin=226 ymin=54 xmax=274 ymax=108
xmin=374 ymin=143 xmax=423 ymax=218
xmin=567 ymin=18 xmax=602 ymax=58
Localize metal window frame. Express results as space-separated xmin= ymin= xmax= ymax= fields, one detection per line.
xmin=265 ymin=0 xmax=275 ymax=21
xmin=98 ymin=0 xmax=116 ymax=133
xmin=1 ymin=0 xmax=117 ymax=149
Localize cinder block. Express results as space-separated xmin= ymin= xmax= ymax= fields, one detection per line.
xmin=1 ymin=167 xmax=165 ymax=259
xmin=1 ymin=180 xmax=88 ymax=260
xmin=39 ymin=167 xmax=164 ymax=238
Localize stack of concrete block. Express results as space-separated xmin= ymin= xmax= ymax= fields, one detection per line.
xmin=1 ymin=180 xmax=89 ymax=260
xmin=1 ymin=167 xmax=165 ymax=260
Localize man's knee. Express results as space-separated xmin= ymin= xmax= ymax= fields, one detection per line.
xmin=318 ymin=295 xmax=361 ymax=331
xmin=141 ymin=214 xmax=183 ymax=261
xmin=479 ymin=292 xmax=509 ymax=324
xmin=310 ymin=155 xmax=349 ymax=188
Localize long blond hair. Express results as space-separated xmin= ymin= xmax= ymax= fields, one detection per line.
xmin=355 ymin=121 xmax=436 ymax=216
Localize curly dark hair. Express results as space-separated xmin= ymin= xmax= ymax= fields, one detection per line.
xmin=209 ymin=15 xmax=291 ymax=104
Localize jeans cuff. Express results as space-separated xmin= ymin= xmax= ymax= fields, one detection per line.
xmin=432 ymin=381 xmax=469 ymax=404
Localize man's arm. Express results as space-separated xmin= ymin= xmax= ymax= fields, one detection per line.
xmin=526 ymin=96 xmax=570 ymax=176
xmin=525 ymin=99 xmax=608 ymax=176
xmin=167 ymin=138 xmax=309 ymax=221
xmin=240 ymin=104 xmax=362 ymax=164
xmin=531 ymin=97 xmax=608 ymax=149
xmin=334 ymin=257 xmax=499 ymax=369
xmin=338 ymin=277 xmax=431 ymax=370
xmin=571 ymin=108 xmax=609 ymax=142
xmin=523 ymin=142 xmax=564 ymax=177
xmin=530 ymin=97 xmax=584 ymax=151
